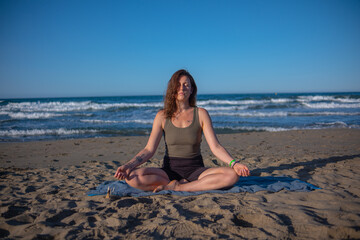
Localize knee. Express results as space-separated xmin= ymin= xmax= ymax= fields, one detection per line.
xmin=125 ymin=168 xmax=144 ymax=188
xmin=224 ymin=168 xmax=239 ymax=185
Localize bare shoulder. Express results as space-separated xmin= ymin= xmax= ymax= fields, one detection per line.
xmin=156 ymin=109 xmax=165 ymax=117
xmin=197 ymin=107 xmax=211 ymax=126
xmin=155 ymin=109 xmax=167 ymax=127
xmin=198 ymin=107 xmax=210 ymax=118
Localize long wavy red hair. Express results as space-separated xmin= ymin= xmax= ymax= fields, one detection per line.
xmin=163 ymin=69 xmax=197 ymax=118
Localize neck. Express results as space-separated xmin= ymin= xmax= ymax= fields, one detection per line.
xmin=176 ymin=101 xmax=191 ymax=113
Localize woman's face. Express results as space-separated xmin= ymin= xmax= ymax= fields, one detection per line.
xmin=176 ymin=75 xmax=192 ymax=102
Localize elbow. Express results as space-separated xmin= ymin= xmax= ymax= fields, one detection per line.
xmin=144 ymin=147 xmax=155 ymax=158
xmin=210 ymin=143 xmax=223 ymax=155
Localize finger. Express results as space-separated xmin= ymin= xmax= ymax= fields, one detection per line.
xmin=114 ymin=169 xmax=121 ymax=177
xmin=116 ymin=171 xmax=124 ymax=179
xmin=116 ymin=171 xmax=122 ymax=178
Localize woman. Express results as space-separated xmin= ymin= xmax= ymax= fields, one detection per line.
xmin=114 ymin=69 xmax=250 ymax=192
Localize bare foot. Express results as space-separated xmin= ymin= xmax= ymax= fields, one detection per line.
xmin=153 ymin=180 xmax=179 ymax=193
xmin=179 ymin=179 xmax=188 ymax=184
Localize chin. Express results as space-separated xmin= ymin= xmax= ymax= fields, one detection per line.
xmin=177 ymin=96 xmax=188 ymax=101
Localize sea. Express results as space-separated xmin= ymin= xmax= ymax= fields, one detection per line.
xmin=1 ymin=92 xmax=360 ymax=142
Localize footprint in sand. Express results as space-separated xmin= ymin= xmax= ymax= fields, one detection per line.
xmin=0 ymin=229 xmax=10 ymax=238
xmin=45 ymin=209 xmax=77 ymax=226
xmin=2 ymin=206 xmax=30 ymax=219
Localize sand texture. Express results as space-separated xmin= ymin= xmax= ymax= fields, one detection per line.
xmin=1 ymin=129 xmax=360 ymax=239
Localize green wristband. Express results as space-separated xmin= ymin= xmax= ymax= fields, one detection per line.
xmin=229 ymin=159 xmax=236 ymax=167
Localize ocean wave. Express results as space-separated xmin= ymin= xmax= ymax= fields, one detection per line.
xmin=122 ymin=119 xmax=154 ymax=124
xmin=7 ymin=112 xmax=64 ymax=119
xmin=270 ymin=98 xmax=293 ymax=103
xmin=210 ymin=111 xmax=360 ymax=117
xmin=198 ymin=96 xmax=357 ymax=106
xmin=216 ymin=126 xmax=294 ymax=132
xmin=80 ymin=119 xmax=119 ymax=124
xmin=215 ymin=122 xmax=356 ymax=132
xmin=203 ymin=106 xmax=248 ymax=111
xmin=298 ymin=95 xmax=360 ymax=103
xmin=0 ymin=128 xmax=98 ymax=137
xmin=1 ymin=101 xmax=163 ymax=112
xmin=302 ymin=102 xmax=360 ymax=109
xmin=312 ymin=121 xmax=348 ymax=126
xmin=210 ymin=111 xmax=288 ymax=117
xmin=298 ymin=95 xmax=336 ymax=102
xmin=198 ymin=99 xmax=269 ymax=106
xmin=80 ymin=119 xmax=154 ymax=124
xmin=290 ymin=111 xmax=360 ymax=116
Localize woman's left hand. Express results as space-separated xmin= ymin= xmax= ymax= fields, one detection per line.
xmin=233 ymin=163 xmax=250 ymax=177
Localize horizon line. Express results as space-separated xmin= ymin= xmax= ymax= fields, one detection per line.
xmin=1 ymin=91 xmax=360 ymax=100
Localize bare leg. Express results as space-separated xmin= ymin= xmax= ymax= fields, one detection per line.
xmin=125 ymin=168 xmax=170 ymax=191
xmin=154 ymin=167 xmax=239 ymax=192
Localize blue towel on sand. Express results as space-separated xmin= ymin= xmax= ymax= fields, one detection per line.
xmin=87 ymin=176 xmax=320 ymax=197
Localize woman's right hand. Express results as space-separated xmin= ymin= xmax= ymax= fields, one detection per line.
xmin=114 ymin=164 xmax=132 ymax=180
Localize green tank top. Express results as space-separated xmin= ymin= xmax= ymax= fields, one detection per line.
xmin=164 ymin=107 xmax=202 ymax=158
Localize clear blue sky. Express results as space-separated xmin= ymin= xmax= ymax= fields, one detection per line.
xmin=0 ymin=0 xmax=359 ymax=98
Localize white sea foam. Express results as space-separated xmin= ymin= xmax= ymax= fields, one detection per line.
xmin=298 ymin=95 xmax=336 ymax=102
xmin=270 ymin=98 xmax=293 ymax=103
xmin=313 ymin=121 xmax=348 ymax=127
xmin=217 ymin=126 xmax=294 ymax=132
xmin=1 ymin=101 xmax=163 ymax=113
xmin=0 ymin=128 xmax=98 ymax=137
xmin=298 ymin=95 xmax=360 ymax=103
xmin=8 ymin=112 xmax=64 ymax=119
xmin=216 ymin=123 xmax=354 ymax=132
xmin=290 ymin=111 xmax=360 ymax=116
xmin=336 ymin=98 xmax=360 ymax=103
xmin=198 ymin=99 xmax=268 ymax=106
xmin=210 ymin=111 xmax=360 ymax=117
xmin=303 ymin=102 xmax=360 ymax=109
xmin=80 ymin=119 xmax=154 ymax=124
xmin=81 ymin=119 xmax=119 ymax=124
xmin=122 ymin=119 xmax=154 ymax=124
xmin=203 ymin=106 xmax=248 ymax=111
xmin=210 ymin=111 xmax=288 ymax=117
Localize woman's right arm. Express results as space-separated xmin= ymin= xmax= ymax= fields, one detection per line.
xmin=114 ymin=110 xmax=165 ymax=180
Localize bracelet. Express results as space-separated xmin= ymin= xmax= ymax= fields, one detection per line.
xmin=231 ymin=161 xmax=239 ymax=168
xmin=229 ymin=159 xmax=236 ymax=167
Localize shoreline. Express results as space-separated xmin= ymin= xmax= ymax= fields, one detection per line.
xmin=1 ymin=128 xmax=360 ymax=239
xmin=1 ymin=128 xmax=359 ymax=169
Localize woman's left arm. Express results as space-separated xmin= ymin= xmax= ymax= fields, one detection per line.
xmin=199 ymin=108 xmax=250 ymax=177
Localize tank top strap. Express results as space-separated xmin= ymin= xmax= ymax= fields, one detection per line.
xmin=193 ymin=107 xmax=200 ymax=128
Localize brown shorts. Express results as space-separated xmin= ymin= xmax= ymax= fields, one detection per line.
xmin=161 ymin=155 xmax=208 ymax=182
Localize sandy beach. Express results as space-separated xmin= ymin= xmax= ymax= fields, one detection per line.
xmin=1 ymin=128 xmax=360 ymax=239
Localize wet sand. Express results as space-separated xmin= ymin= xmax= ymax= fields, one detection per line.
xmin=1 ymin=128 xmax=360 ymax=239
